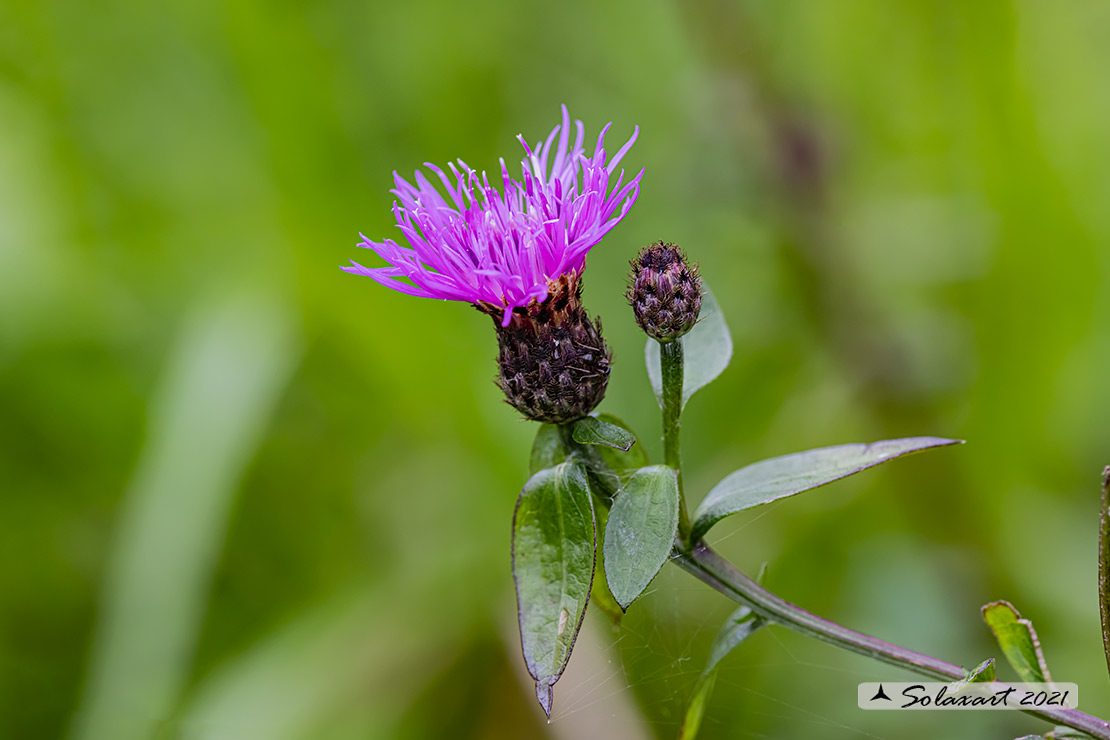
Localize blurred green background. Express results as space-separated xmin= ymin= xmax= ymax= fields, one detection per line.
xmin=3 ymin=1 xmax=1110 ymax=738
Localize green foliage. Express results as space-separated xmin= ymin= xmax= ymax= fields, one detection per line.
xmin=950 ymin=658 xmax=996 ymax=694
xmin=573 ymin=415 xmax=637 ymax=451
xmin=511 ymin=462 xmax=597 ymax=717
xmin=530 ymin=424 xmax=567 ymax=474
xmin=982 ymin=601 xmax=1052 ymax=684
xmin=576 ymin=414 xmax=649 ymax=498
xmin=645 ymin=287 xmax=732 ymax=410
xmin=590 ymin=504 xmax=627 ymax=625
xmin=6 ymin=1 xmax=1110 ymax=737
xmin=680 ymin=606 xmax=764 ymax=740
xmin=603 ymin=465 xmax=680 ymax=609
xmin=691 ymin=438 xmax=962 ymax=542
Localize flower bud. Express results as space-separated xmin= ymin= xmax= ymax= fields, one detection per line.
xmin=479 ymin=273 xmax=611 ymax=424
xmin=627 ymin=242 xmax=702 ymax=341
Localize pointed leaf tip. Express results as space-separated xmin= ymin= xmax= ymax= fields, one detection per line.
xmin=535 ymin=682 xmax=553 ymax=719
xmin=951 ymin=658 xmax=996 ymax=693
xmin=512 ymin=462 xmax=596 ymax=715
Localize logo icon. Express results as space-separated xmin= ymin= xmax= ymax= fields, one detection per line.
xmin=870 ymin=684 xmax=892 ymax=702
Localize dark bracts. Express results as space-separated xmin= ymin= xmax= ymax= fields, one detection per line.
xmin=479 ymin=273 xmax=611 ymax=423
xmin=627 ymin=241 xmax=702 ymax=342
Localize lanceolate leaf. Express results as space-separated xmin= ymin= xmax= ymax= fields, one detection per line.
xmin=604 ymin=465 xmax=680 ymax=609
xmin=680 ymin=606 xmax=764 ymax=740
xmin=529 ymin=424 xmax=566 ymax=475
xmin=982 ymin=601 xmax=1052 ymax=684
xmin=646 ymin=286 xmax=732 ymax=410
xmin=691 ymin=437 xmax=962 ymax=542
xmin=572 ymin=415 xmax=636 ymax=450
xmin=512 ymin=462 xmax=596 ymax=717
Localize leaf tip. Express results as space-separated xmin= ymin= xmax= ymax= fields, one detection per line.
xmin=923 ymin=436 xmax=964 ymax=448
xmin=981 ymin=599 xmax=1016 ymax=620
xmin=535 ymin=682 xmax=553 ymax=719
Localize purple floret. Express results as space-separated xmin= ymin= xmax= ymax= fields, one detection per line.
xmin=344 ymin=106 xmax=642 ymax=325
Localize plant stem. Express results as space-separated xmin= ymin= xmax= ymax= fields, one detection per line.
xmin=673 ymin=543 xmax=1110 ymax=740
xmin=660 ymin=339 xmax=692 ymax=546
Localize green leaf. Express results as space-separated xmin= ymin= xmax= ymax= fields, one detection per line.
xmin=577 ymin=414 xmax=649 ymax=499
xmin=678 ymin=671 xmax=715 ymax=740
xmin=572 ymin=415 xmax=636 ymax=450
xmin=982 ymin=601 xmax=1052 ymax=684
xmin=529 ymin=424 xmax=566 ymax=475
xmin=950 ymin=658 xmax=996 ymax=693
xmin=1047 ymin=727 xmax=1096 ymax=739
xmin=679 ymin=606 xmax=763 ymax=740
xmin=512 ymin=462 xmax=597 ymax=718
xmin=646 ymin=286 xmax=732 ymax=410
xmin=604 ymin=465 xmax=680 ymax=609
xmin=1098 ymin=466 xmax=1110 ymax=682
xmin=691 ymin=437 xmax=962 ymax=542
xmin=590 ymin=506 xmax=625 ymax=625
xmin=704 ymin=606 xmax=763 ymax=675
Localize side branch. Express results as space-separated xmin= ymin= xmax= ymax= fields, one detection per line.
xmin=673 ymin=543 xmax=1110 ymax=740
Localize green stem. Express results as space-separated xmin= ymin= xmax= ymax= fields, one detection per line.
xmin=660 ymin=339 xmax=692 ymax=546
xmin=673 ymin=543 xmax=1110 ymax=740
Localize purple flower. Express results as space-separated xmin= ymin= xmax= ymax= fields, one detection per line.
xmin=344 ymin=106 xmax=643 ymax=325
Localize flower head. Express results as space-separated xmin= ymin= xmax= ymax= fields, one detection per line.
xmin=343 ymin=106 xmax=642 ymax=325
xmin=627 ymin=242 xmax=702 ymax=341
xmin=486 ymin=272 xmax=611 ymax=423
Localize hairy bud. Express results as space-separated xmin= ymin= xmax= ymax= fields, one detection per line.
xmin=478 ymin=273 xmax=611 ymax=424
xmin=627 ymin=242 xmax=702 ymax=341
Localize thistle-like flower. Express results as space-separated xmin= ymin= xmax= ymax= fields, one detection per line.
xmin=345 ymin=106 xmax=642 ymax=422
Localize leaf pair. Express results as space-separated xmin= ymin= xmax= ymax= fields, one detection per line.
xmin=515 ymin=416 xmax=681 ymax=717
